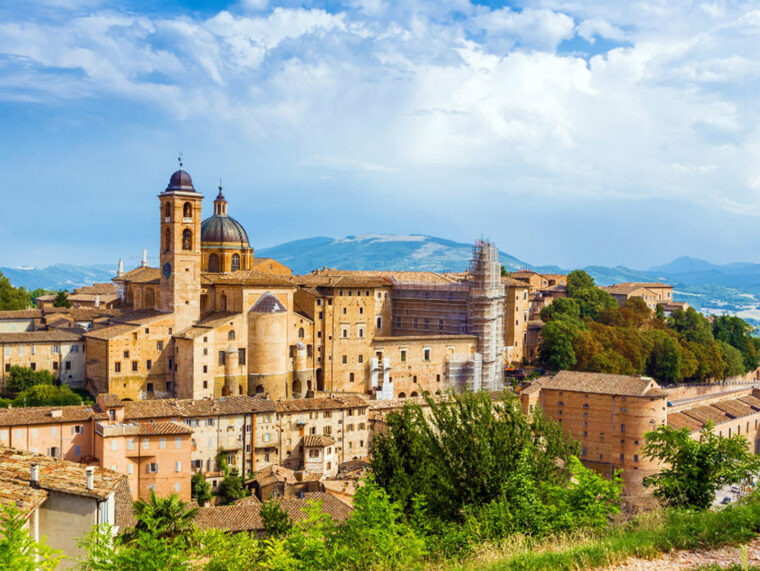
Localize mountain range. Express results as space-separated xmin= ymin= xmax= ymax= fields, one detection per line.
xmin=4 ymin=235 xmax=760 ymax=325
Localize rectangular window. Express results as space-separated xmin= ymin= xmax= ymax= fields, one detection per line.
xmin=30 ymin=363 xmax=36 ymax=371
xmin=114 ymin=362 xmax=121 ymax=373
xmin=263 ymin=433 xmax=271 ymax=442
xmin=342 ymin=355 xmax=347 ymax=364
xmin=203 ymin=365 xmax=207 ymax=373
xmin=147 ymin=382 xmax=154 ymax=392
xmin=52 ymin=362 xmax=58 ymax=371
xmin=175 ymin=461 xmax=181 ymax=472
xmin=143 ymin=439 xmax=149 ymax=450
xmin=132 ymin=361 xmax=138 ymax=372
xmin=238 ymin=348 xmax=246 ymax=365
xmin=206 ymin=418 xmax=215 ymax=427
xmin=75 ymin=445 xmax=81 ymax=456
xmin=127 ymin=464 xmax=133 ymax=474
xmin=110 ymin=440 xmax=117 ymax=452
xmin=424 ymin=348 xmax=431 ymax=361
xmin=160 ymin=438 xmax=166 ymax=449
xmin=147 ymin=463 xmax=159 ymax=474
xmin=621 ymin=424 xmax=625 ymax=433
xmin=146 ymin=359 xmax=152 ymax=370
xmin=72 ymin=425 xmax=83 ymax=434
xmin=218 ymin=351 xmax=225 ymax=366
xmin=400 ymin=350 xmax=407 ymax=362
xmin=175 ymin=437 xmax=182 ymax=448
xmin=128 ymin=439 xmax=135 ymax=450
xmin=65 ymin=361 xmax=71 ymax=370
xmin=157 ymin=341 xmax=163 ymax=351
xmin=52 ymin=345 xmax=59 ymax=354
xmin=376 ymin=316 xmax=382 ymax=329
xmin=124 ymin=350 xmax=130 ymax=359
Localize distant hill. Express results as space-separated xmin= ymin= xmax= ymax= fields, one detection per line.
xmin=0 ymin=264 xmax=115 ymax=291
xmin=257 ymin=234 xmax=531 ymax=275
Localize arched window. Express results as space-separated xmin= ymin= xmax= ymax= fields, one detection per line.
xmin=220 ymin=293 xmax=227 ymax=312
xmin=164 ymin=228 xmax=171 ymax=252
xmin=164 ymin=202 xmax=171 ymax=220
xmin=410 ymin=391 xmax=418 ymax=397
xmin=183 ymin=202 xmax=192 ymax=218
xmin=398 ymin=392 xmax=407 ymax=398
xmin=228 ymin=330 xmax=235 ymax=341
xmin=298 ymin=327 xmax=304 ymax=339
xmin=231 ymin=253 xmax=241 ymax=272
xmin=207 ymin=253 xmax=219 ymax=273
xmin=182 ymin=229 xmax=192 ymax=250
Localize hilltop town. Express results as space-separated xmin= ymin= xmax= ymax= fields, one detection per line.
xmin=2 ymin=167 xmax=760 ymax=568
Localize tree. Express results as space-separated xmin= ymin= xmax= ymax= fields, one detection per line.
xmin=0 ymin=272 xmax=31 ymax=311
xmin=566 ymin=270 xmax=617 ymax=319
xmin=620 ymin=297 xmax=651 ymax=328
xmin=538 ymin=320 xmax=578 ymax=371
xmin=540 ymin=298 xmax=581 ymax=324
xmin=12 ymin=384 xmax=82 ymax=408
xmin=644 ymin=330 xmax=682 ymax=383
xmin=52 ymin=290 xmax=70 ymax=308
xmin=370 ymin=391 xmax=578 ymax=522
xmin=0 ymin=504 xmax=61 ymax=571
xmin=713 ymin=315 xmax=758 ymax=372
xmin=261 ymin=499 xmax=293 ymax=537
xmin=718 ymin=341 xmax=745 ymax=378
xmin=643 ymin=423 xmax=760 ymax=509
xmin=191 ymin=472 xmax=212 ymax=507
xmin=218 ymin=467 xmax=247 ymax=503
xmin=4 ymin=366 xmax=56 ymax=395
xmin=122 ymin=490 xmax=198 ymax=543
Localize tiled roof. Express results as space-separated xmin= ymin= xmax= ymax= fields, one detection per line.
xmin=672 ymin=396 xmax=760 ymax=432
xmin=0 ymin=309 xmax=42 ymax=320
xmin=667 ymin=412 xmax=705 ymax=431
xmin=175 ymin=312 xmax=238 ymax=339
xmin=122 ymin=395 xmax=276 ymax=420
xmin=602 ymin=285 xmax=656 ymax=296
xmin=0 ymin=447 xmax=126 ymax=500
xmin=95 ymin=421 xmax=193 ymax=437
xmin=681 ymin=405 xmax=729 ymax=425
xmin=0 ymin=330 xmax=83 ymax=344
xmin=740 ymin=395 xmax=760 ymax=410
xmin=84 ymin=310 xmax=168 ymax=340
xmin=275 ymin=395 xmax=368 ymax=413
xmin=0 ymin=476 xmax=48 ymax=517
xmin=201 ymin=270 xmax=294 ymax=287
xmin=502 ymin=277 xmax=530 ymax=288
xmin=253 ymin=464 xmax=298 ymax=487
xmin=615 ymin=282 xmax=672 ymax=289
xmin=193 ymin=493 xmax=352 ymax=532
xmin=302 ymin=435 xmax=335 ymax=448
xmin=296 ymin=272 xmax=392 ymax=288
xmin=537 ymin=371 xmax=665 ymax=398
xmin=113 ymin=267 xmax=160 ymax=284
xmin=712 ymin=399 xmax=755 ymax=419
xmin=373 ymin=334 xmax=477 ymax=342
xmin=0 ymin=405 xmax=97 ymax=427
xmin=305 ymin=270 xmax=458 ymax=285
xmin=73 ymin=283 xmax=117 ymax=295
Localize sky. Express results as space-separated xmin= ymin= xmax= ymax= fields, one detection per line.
xmin=1 ymin=0 xmax=760 ymax=270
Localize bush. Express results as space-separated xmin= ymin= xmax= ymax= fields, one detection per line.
xmin=5 ymin=366 xmax=56 ymax=395
xmin=12 ymin=384 xmax=82 ymax=408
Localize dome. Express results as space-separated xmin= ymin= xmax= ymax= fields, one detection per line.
xmin=165 ymin=169 xmax=198 ymax=192
xmin=250 ymin=293 xmax=286 ymax=313
xmin=200 ymin=214 xmax=250 ymax=245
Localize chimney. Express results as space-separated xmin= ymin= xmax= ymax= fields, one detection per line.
xmin=117 ymin=259 xmax=124 ymax=277
xmin=94 ymin=294 xmax=100 ymax=308
xmin=141 ymin=249 xmax=148 ymax=268
xmin=86 ymin=466 xmax=94 ymax=490
xmin=30 ymin=462 xmax=40 ymax=487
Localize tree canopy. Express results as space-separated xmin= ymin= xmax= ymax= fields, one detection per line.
xmin=0 ymin=272 xmax=31 ymax=311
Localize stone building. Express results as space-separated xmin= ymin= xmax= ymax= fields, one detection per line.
xmin=601 ymin=283 xmax=675 ymax=311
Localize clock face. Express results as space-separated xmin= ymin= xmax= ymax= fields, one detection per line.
xmin=163 ymin=262 xmax=172 ymax=278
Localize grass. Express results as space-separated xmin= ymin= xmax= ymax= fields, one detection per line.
xmin=439 ymin=494 xmax=760 ymax=571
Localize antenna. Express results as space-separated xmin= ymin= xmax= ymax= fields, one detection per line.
xmin=178 ymin=153 xmax=183 ymax=170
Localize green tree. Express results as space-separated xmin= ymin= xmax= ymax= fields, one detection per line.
xmin=218 ymin=467 xmax=247 ymax=503
xmin=191 ymin=472 xmax=212 ymax=507
xmin=540 ymin=298 xmax=581 ymax=324
xmin=566 ymin=270 xmax=617 ymax=319
xmin=643 ymin=423 xmax=760 ymax=509
xmin=261 ymin=499 xmax=293 ymax=537
xmin=668 ymin=307 xmax=714 ymax=344
xmin=644 ymin=330 xmax=683 ymax=383
xmin=52 ymin=290 xmax=70 ymax=308
xmin=620 ymin=297 xmax=651 ymax=328
xmin=122 ymin=490 xmax=198 ymax=543
xmin=718 ymin=341 xmax=745 ymax=378
xmin=12 ymin=384 xmax=82 ymax=407
xmin=713 ymin=315 xmax=758 ymax=372
xmin=4 ymin=366 xmax=56 ymax=395
xmin=0 ymin=504 xmax=61 ymax=571
xmin=78 ymin=524 xmax=191 ymax=571
xmin=538 ymin=320 xmax=578 ymax=371
xmin=0 ymin=272 xmax=31 ymax=311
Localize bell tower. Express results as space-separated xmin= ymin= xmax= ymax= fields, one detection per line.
xmin=158 ymin=159 xmax=203 ymax=332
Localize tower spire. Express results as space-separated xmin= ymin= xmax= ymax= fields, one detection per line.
xmin=214 ymin=178 xmax=228 ymax=216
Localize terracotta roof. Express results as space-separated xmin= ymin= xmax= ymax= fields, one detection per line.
xmin=0 ymin=476 xmax=48 ymax=517
xmin=615 ymin=282 xmax=673 ymax=289
xmin=0 ymin=447 xmax=126 ymax=500
xmin=0 ymin=330 xmax=83 ymax=344
xmin=537 ymin=371 xmax=666 ymax=398
xmin=275 ymin=396 xmax=368 ymax=413
xmin=113 ymin=267 xmax=160 ymax=284
xmin=296 ymin=272 xmax=392 ymax=288
xmin=0 ymin=405 xmax=97 ymax=427
xmin=201 ymin=270 xmax=294 ymax=287
xmin=302 ymin=435 xmax=335 ymax=448
xmin=667 ymin=412 xmax=704 ymax=431
xmin=73 ymin=283 xmax=117 ymax=295
xmin=122 ymin=395 xmax=276 ymax=420
xmin=95 ymin=421 xmax=193 ymax=437
xmin=174 ymin=313 xmax=238 ymax=339
xmin=740 ymin=395 xmax=760 ymax=410
xmin=254 ymin=464 xmax=298 ymax=487
xmin=373 ymin=334 xmax=477 ymax=342
xmin=0 ymin=309 xmax=42 ymax=320
xmin=193 ymin=493 xmax=352 ymax=532
xmin=712 ymin=399 xmax=756 ymax=419
xmin=84 ymin=310 xmax=168 ymax=340
xmin=681 ymin=405 xmax=729 ymax=425
xmin=502 ymin=278 xmax=530 ymax=288
xmin=602 ymin=285 xmax=657 ymax=296
xmin=304 ymin=270 xmax=459 ymax=285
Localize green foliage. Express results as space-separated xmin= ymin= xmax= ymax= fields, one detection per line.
xmin=0 ymin=272 xmax=31 ymax=311
xmin=190 ymin=472 xmax=212 ymax=507
xmin=644 ymin=330 xmax=682 ymax=383
xmin=0 ymin=503 xmax=61 ymax=571
xmin=52 ymin=290 xmax=70 ymax=308
xmin=215 ymin=450 xmax=229 ymax=475
xmin=370 ymin=391 xmax=580 ymax=523
xmin=122 ymin=490 xmax=198 ymax=543
xmin=4 ymin=365 xmax=56 ymax=395
xmin=29 ymin=289 xmax=54 ymax=308
xmin=538 ymin=320 xmax=578 ymax=371
xmin=78 ymin=524 xmax=191 ymax=571
xmin=12 ymin=384 xmax=83 ymax=407
xmin=566 ymin=270 xmax=617 ymax=319
xmin=261 ymin=499 xmax=293 ymax=537
xmin=540 ymin=298 xmax=581 ymax=324
xmin=643 ymin=423 xmax=760 ymax=509
xmin=713 ymin=314 xmax=759 ymax=372
xmin=218 ymin=467 xmax=247 ymax=503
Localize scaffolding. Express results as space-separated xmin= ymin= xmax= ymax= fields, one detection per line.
xmin=391 ymin=283 xmax=470 ymax=336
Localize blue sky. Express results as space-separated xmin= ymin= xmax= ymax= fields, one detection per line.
xmin=1 ymin=0 xmax=760 ymax=270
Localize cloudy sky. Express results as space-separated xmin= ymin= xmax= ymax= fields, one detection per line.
xmin=1 ymin=0 xmax=759 ymax=270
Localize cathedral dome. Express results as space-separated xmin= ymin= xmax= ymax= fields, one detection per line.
xmin=166 ymin=169 xmax=197 ymax=192
xmin=201 ymin=214 xmax=250 ymax=245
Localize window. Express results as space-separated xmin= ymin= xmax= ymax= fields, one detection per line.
xmin=110 ymin=440 xmax=117 ymax=452
xmin=621 ymin=424 xmax=625 ymax=433
xmin=342 ymin=307 xmax=347 ymax=315
xmin=349 ymin=372 xmax=355 ymax=382
xmin=114 ymin=362 xmax=121 ymax=373
xmin=182 ymin=229 xmax=192 ymax=250
xmin=358 ymin=326 xmax=365 ymax=338
xmin=72 ymin=425 xmax=83 ymax=435
xmin=228 ymin=330 xmax=235 ymax=341
xmin=74 ymin=445 xmax=81 ymax=456
xmin=147 ymin=382 xmax=154 ymax=392
xmin=175 ymin=461 xmax=182 ymax=472
xmin=263 ymin=433 xmax=271 ymax=442
xmin=423 ymin=348 xmax=431 ymax=361
xmin=400 ymin=349 xmax=407 ymax=362
xmin=127 ymin=439 xmax=135 ymax=451
xmin=52 ymin=345 xmax=59 ymax=354
xmin=298 ymin=327 xmax=304 ymax=339
xmin=323 ymin=426 xmax=332 ymax=435
xmin=203 ymin=380 xmax=208 ymax=389
xmin=143 ymin=439 xmax=150 ymax=450
xmin=231 ymin=253 xmax=241 ymax=272
xmin=203 ymin=365 xmax=208 ymax=373
xmin=358 ymin=355 xmax=363 ymax=363
xmin=147 ymin=463 xmax=159 ymax=474
xmin=146 ymin=359 xmax=152 ymax=370
xmin=160 ymin=438 xmax=166 ymax=449
xmin=132 ymin=361 xmax=138 ymax=372
xmin=52 ymin=362 xmax=58 ymax=371
xmin=342 ymin=355 xmax=347 ymax=364
xmin=206 ymin=418 xmax=215 ymax=427
xmin=376 ymin=316 xmax=382 ymax=329
xmin=123 ymin=350 xmax=130 ymax=359
xmin=218 ymin=351 xmax=225 ymax=366
xmin=157 ymin=340 xmax=163 ymax=351
xmin=30 ymin=363 xmax=36 ymax=371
